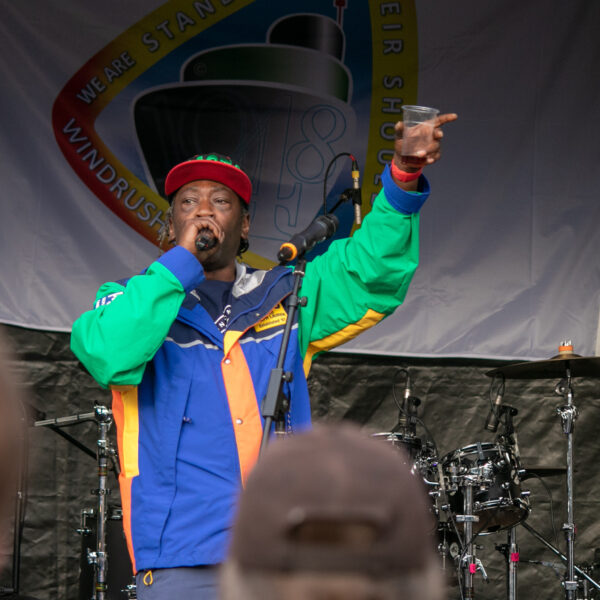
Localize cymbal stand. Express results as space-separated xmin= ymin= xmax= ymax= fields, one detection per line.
xmin=555 ymin=367 xmax=578 ymax=599
xmin=520 ymin=521 xmax=600 ymax=592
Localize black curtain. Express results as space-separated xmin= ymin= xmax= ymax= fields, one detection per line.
xmin=2 ymin=324 xmax=599 ymax=599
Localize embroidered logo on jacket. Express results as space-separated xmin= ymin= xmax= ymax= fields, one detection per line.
xmin=254 ymin=303 xmax=287 ymax=332
xmin=94 ymin=291 xmax=123 ymax=309
xmin=215 ymin=304 xmax=232 ymax=333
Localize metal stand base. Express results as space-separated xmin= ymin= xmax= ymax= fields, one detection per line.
xmin=521 ymin=521 xmax=600 ymax=592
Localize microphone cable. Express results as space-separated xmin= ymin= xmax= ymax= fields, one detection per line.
xmin=322 ymin=152 xmax=361 ymax=216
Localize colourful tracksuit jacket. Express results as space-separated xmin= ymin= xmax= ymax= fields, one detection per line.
xmin=70 ymin=165 xmax=430 ymax=572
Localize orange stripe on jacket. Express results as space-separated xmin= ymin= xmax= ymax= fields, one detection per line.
xmin=222 ymin=332 xmax=263 ymax=486
xmin=111 ymin=387 xmax=139 ymax=573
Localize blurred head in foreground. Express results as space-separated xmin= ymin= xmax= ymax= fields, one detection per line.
xmin=0 ymin=332 xmax=25 ymax=569
xmin=221 ymin=424 xmax=445 ymax=600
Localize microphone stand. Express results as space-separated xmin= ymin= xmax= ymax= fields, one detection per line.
xmin=34 ymin=411 xmax=97 ymax=459
xmin=259 ymin=257 xmax=307 ymax=456
xmin=260 ymin=168 xmax=355 ymax=453
xmin=34 ymin=405 xmax=120 ymax=600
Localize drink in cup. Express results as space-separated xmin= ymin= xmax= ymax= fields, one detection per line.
xmin=401 ymin=105 xmax=439 ymax=167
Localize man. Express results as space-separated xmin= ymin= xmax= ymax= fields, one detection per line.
xmin=221 ymin=424 xmax=445 ymax=600
xmin=71 ymin=113 xmax=457 ymax=599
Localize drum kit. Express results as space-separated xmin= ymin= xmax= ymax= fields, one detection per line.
xmin=373 ymin=343 xmax=600 ymax=600
xmin=14 ymin=341 xmax=600 ymax=599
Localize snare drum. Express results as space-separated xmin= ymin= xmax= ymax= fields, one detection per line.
xmin=441 ymin=441 xmax=529 ymax=535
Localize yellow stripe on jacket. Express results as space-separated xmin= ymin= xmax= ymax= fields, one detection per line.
xmin=303 ymin=308 xmax=385 ymax=375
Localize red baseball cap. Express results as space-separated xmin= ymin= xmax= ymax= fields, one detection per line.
xmin=164 ymin=153 xmax=252 ymax=204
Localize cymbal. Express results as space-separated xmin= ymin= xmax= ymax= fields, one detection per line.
xmin=520 ymin=466 xmax=566 ymax=481
xmin=487 ymin=353 xmax=600 ymax=379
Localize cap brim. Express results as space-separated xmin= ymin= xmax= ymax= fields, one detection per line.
xmin=165 ymin=160 xmax=252 ymax=204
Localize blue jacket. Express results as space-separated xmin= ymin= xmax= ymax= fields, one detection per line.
xmin=70 ymin=166 xmax=429 ymax=571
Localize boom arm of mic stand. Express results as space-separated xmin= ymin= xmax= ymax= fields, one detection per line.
xmin=48 ymin=426 xmax=96 ymax=460
xmin=260 ymin=259 xmax=307 ymax=456
xmin=34 ymin=412 xmax=97 ymax=460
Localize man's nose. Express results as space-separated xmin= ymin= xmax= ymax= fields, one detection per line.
xmin=195 ymin=197 xmax=214 ymax=216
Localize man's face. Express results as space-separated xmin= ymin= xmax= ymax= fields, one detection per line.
xmin=168 ymin=180 xmax=250 ymax=276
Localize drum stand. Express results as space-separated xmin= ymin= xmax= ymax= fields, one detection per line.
xmin=491 ymin=405 xmax=525 ymax=600
xmin=456 ymin=480 xmax=488 ymax=599
xmin=496 ymin=527 xmax=519 ymax=600
xmin=508 ymin=528 xmax=518 ymax=600
xmin=459 ymin=484 xmax=477 ymax=599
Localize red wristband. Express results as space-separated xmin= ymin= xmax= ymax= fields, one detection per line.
xmin=391 ymin=161 xmax=422 ymax=182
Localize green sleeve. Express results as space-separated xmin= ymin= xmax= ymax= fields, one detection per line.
xmin=70 ymin=261 xmax=189 ymax=388
xmin=298 ymin=189 xmax=420 ymax=359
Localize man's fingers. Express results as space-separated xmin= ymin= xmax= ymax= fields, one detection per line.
xmin=426 ymin=150 xmax=441 ymax=164
xmin=436 ymin=113 xmax=458 ymax=127
xmin=395 ymin=112 xmax=456 ymax=137
xmin=195 ymin=218 xmax=220 ymax=238
xmin=393 ymin=111 xmax=454 ymax=167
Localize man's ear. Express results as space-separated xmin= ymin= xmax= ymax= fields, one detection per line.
xmin=167 ymin=208 xmax=175 ymax=244
xmin=241 ymin=211 xmax=250 ymax=240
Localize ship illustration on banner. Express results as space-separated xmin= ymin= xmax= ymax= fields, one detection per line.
xmin=134 ymin=13 xmax=356 ymax=262
xmin=52 ymin=1 xmax=417 ymax=267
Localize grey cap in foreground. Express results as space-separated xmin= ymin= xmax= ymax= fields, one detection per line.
xmin=229 ymin=424 xmax=436 ymax=576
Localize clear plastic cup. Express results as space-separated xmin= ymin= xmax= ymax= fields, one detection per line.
xmin=401 ymin=105 xmax=439 ymax=167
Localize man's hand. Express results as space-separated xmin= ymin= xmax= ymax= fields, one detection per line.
xmin=177 ymin=217 xmax=225 ymax=259
xmin=392 ymin=112 xmax=458 ymax=190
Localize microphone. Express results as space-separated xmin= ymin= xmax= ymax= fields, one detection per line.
xmin=392 ymin=370 xmax=420 ymax=435
xmin=395 ymin=371 xmax=411 ymax=431
xmin=403 ymin=372 xmax=420 ymax=435
xmin=485 ymin=379 xmax=505 ymax=432
xmin=351 ymin=157 xmax=362 ymax=226
xmin=403 ymin=371 xmax=412 ymax=403
xmin=195 ymin=230 xmax=217 ymax=252
xmin=277 ymin=214 xmax=339 ymax=263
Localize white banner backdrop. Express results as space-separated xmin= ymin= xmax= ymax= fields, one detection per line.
xmin=1 ymin=0 xmax=599 ymax=360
